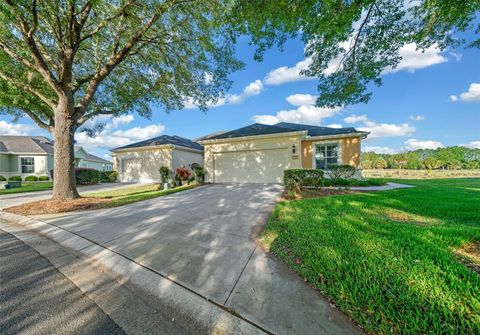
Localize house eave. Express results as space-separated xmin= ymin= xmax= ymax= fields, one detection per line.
xmin=111 ymin=144 xmax=202 ymax=154
xmin=304 ymin=132 xmax=369 ymax=141
xmin=198 ymin=130 xmax=308 ymax=145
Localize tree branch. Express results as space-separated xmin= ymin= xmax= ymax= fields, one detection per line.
xmin=21 ymin=108 xmax=53 ymax=132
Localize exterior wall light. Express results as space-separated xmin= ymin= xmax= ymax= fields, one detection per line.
xmin=292 ymin=144 xmax=296 ymax=154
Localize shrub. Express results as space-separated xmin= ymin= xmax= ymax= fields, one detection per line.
xmin=284 ymin=169 xmax=324 ymax=190
xmin=192 ymin=165 xmax=205 ymax=184
xmin=159 ymin=166 xmax=171 ymax=184
xmin=175 ymin=166 xmax=191 ymax=181
xmin=75 ymin=168 xmax=99 ymax=185
xmin=38 ymin=175 xmax=50 ymax=181
xmin=327 ymin=165 xmax=356 ymax=185
xmin=0 ymin=175 xmax=6 ymax=181
xmin=25 ymin=175 xmax=39 ymax=182
xmin=108 ymin=171 xmax=117 ymax=183
xmin=8 ymin=175 xmax=22 ymax=181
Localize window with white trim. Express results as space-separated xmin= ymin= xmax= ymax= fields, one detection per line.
xmin=314 ymin=143 xmax=339 ymax=169
xmin=21 ymin=157 xmax=35 ymax=173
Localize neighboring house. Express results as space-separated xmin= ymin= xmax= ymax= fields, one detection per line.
xmin=0 ymin=136 xmax=113 ymax=179
xmin=198 ymin=122 xmax=369 ymax=183
xmin=111 ymin=135 xmax=203 ymax=183
xmin=74 ymin=146 xmax=113 ymax=171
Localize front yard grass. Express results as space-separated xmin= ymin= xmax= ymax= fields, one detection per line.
xmin=5 ymin=183 xmax=197 ymax=214
xmin=0 ymin=181 xmax=53 ymax=195
xmin=261 ymin=178 xmax=480 ymax=334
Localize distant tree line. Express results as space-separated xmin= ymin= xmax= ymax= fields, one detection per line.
xmin=362 ymin=147 xmax=480 ymax=170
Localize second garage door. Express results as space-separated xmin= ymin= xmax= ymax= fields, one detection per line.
xmin=213 ymin=148 xmax=290 ymax=183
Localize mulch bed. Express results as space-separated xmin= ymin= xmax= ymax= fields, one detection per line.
xmin=5 ymin=197 xmax=111 ymax=215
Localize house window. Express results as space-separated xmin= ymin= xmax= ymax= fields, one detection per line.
xmin=21 ymin=157 xmax=35 ymax=173
xmin=314 ymin=143 xmax=340 ymax=169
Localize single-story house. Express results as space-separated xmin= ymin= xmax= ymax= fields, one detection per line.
xmin=198 ymin=122 xmax=369 ymax=183
xmin=111 ymin=135 xmax=203 ymax=183
xmin=0 ymin=136 xmax=113 ymax=179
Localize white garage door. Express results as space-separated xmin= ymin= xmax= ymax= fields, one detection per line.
xmin=121 ymin=159 xmax=157 ymax=183
xmin=213 ymin=148 xmax=290 ymax=183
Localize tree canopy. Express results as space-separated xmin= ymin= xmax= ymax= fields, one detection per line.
xmin=236 ymin=0 xmax=480 ymax=107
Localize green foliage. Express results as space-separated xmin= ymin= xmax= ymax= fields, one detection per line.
xmin=0 ymin=175 xmax=6 ymax=181
xmin=237 ymin=1 xmax=480 ymax=107
xmin=24 ymin=175 xmax=38 ymax=182
xmin=75 ymin=168 xmax=99 ymax=185
xmin=99 ymin=170 xmax=117 ymax=183
xmin=0 ymin=181 xmax=53 ymax=195
xmin=8 ymin=175 xmax=21 ymax=181
xmin=284 ymin=169 xmax=324 ymax=190
xmin=363 ymin=146 xmax=480 ymax=170
xmin=326 ymin=165 xmax=356 ymax=184
xmin=38 ymin=175 xmax=50 ymax=181
xmin=159 ymin=166 xmax=171 ymax=184
xmin=323 ymin=178 xmax=387 ymax=187
xmin=192 ymin=165 xmax=205 ymax=184
xmin=263 ymin=178 xmax=480 ymax=334
xmin=108 ymin=171 xmax=117 ymax=183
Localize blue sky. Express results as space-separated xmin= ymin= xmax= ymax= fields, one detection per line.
xmin=1 ymin=36 xmax=479 ymax=160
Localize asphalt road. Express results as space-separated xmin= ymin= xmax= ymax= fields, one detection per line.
xmin=0 ymin=229 xmax=125 ymax=335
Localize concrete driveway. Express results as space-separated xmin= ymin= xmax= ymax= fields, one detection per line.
xmin=32 ymin=184 xmax=361 ymax=335
xmin=0 ymin=183 xmax=146 ymax=209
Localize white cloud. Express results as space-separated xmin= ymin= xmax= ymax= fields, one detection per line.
xmin=450 ymin=83 xmax=480 ymax=102
xmin=405 ymin=138 xmax=444 ymax=150
xmin=363 ymin=146 xmax=398 ymax=154
xmin=325 ymin=124 xmax=343 ymax=129
xmin=264 ymin=58 xmax=315 ymax=85
xmin=185 ymin=79 xmax=263 ymax=108
xmin=461 ymin=141 xmax=480 ymax=149
xmin=409 ymin=115 xmax=425 ymax=121
xmin=286 ymin=94 xmax=317 ymax=106
xmin=252 ymin=94 xmax=341 ymax=125
xmin=384 ymin=43 xmax=447 ymax=74
xmin=0 ymin=120 xmax=34 ymax=136
xmin=449 ymin=52 xmax=463 ymax=62
xmin=359 ymin=121 xmax=415 ymax=139
xmin=75 ymin=115 xmax=166 ymax=152
xmin=344 ymin=114 xmax=368 ymax=124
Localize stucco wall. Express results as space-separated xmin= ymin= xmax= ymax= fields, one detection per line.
xmin=115 ymin=148 xmax=172 ymax=183
xmin=171 ymin=148 xmax=203 ymax=172
xmin=0 ymin=154 xmax=51 ymax=179
xmin=203 ymin=134 xmax=302 ymax=183
xmin=302 ymin=136 xmax=361 ymax=169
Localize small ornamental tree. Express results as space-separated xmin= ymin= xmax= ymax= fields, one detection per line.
xmin=0 ymin=1 xmax=242 ymax=199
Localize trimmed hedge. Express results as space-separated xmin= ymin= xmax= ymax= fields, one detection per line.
xmin=25 ymin=175 xmax=39 ymax=182
xmin=284 ymin=169 xmax=324 ymax=188
xmin=39 ymin=175 xmax=50 ymax=181
xmin=99 ymin=170 xmax=117 ymax=183
xmin=8 ymin=176 xmax=22 ymax=181
xmin=75 ymin=168 xmax=99 ymax=185
xmin=0 ymin=175 xmax=6 ymax=181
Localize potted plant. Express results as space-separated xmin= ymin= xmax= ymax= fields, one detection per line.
xmin=159 ymin=166 xmax=171 ymax=189
xmin=175 ymin=166 xmax=191 ymax=186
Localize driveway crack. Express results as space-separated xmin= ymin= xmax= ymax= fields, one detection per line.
xmin=223 ymin=244 xmax=257 ymax=306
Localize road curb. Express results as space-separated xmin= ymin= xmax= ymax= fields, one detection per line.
xmin=0 ymin=210 xmax=267 ymax=335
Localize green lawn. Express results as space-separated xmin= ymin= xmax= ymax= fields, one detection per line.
xmin=0 ymin=182 xmax=53 ymax=195
xmin=84 ymin=183 xmax=197 ymax=208
xmin=262 ymin=178 xmax=480 ymax=334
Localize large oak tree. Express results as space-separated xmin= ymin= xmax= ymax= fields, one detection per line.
xmin=0 ymin=0 xmax=242 ymax=199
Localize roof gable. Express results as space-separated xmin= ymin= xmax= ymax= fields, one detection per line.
xmin=0 ymin=136 xmax=54 ymax=154
xmin=112 ymin=135 xmax=203 ymax=152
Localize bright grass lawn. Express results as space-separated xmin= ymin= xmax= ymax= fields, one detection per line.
xmin=0 ymin=181 xmax=53 ymax=195
xmin=261 ymin=178 xmax=480 ymax=334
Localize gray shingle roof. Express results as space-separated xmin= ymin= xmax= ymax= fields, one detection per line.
xmin=202 ymin=122 xmax=367 ymax=141
xmin=74 ymin=146 xmax=112 ymax=164
xmin=0 ymin=136 xmax=54 ymax=154
xmin=112 ymin=135 xmax=203 ymax=151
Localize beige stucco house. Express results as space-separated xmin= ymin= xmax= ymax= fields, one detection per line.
xmin=111 ymin=135 xmax=203 ymax=183
xmin=198 ymin=122 xmax=369 ymax=183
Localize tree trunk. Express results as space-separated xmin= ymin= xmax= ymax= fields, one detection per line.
xmin=52 ymin=103 xmax=80 ymax=200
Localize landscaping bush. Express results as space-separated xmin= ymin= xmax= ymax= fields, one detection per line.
xmin=8 ymin=176 xmax=22 ymax=181
xmin=75 ymin=168 xmax=99 ymax=185
xmin=175 ymin=166 xmax=191 ymax=182
xmin=326 ymin=165 xmax=356 ymax=185
xmin=192 ymin=165 xmax=205 ymax=184
xmin=24 ymin=175 xmax=39 ymax=182
xmin=38 ymin=175 xmax=50 ymax=181
xmin=99 ymin=170 xmax=117 ymax=183
xmin=284 ymin=169 xmax=324 ymax=190
xmin=159 ymin=166 xmax=171 ymax=184
xmin=0 ymin=175 xmax=6 ymax=181
xmin=108 ymin=171 xmax=117 ymax=183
